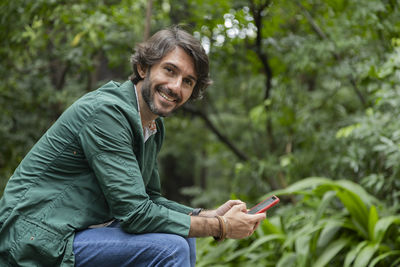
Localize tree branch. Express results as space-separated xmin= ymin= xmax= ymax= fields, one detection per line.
xmin=182 ymin=105 xmax=249 ymax=161
xmin=249 ymin=0 xmax=275 ymax=150
xmin=249 ymin=0 xmax=273 ymax=100
xmin=297 ymin=1 xmax=329 ymax=41
xmin=296 ymin=0 xmax=367 ymax=107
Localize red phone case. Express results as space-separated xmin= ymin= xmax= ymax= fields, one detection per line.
xmin=248 ymin=195 xmax=280 ymax=214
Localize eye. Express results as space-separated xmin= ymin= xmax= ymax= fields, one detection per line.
xmin=184 ymin=78 xmax=193 ymax=87
xmin=165 ymin=67 xmax=174 ymax=74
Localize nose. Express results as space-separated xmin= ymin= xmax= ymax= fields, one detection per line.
xmin=169 ymin=76 xmax=183 ymax=92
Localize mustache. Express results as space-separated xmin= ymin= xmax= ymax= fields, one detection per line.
xmin=156 ymin=85 xmax=182 ymax=102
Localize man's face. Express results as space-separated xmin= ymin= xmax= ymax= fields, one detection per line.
xmin=140 ymin=47 xmax=197 ymax=117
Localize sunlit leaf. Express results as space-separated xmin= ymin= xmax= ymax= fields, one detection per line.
xmin=71 ymin=31 xmax=85 ymax=47
xmin=368 ymin=205 xmax=378 ymax=241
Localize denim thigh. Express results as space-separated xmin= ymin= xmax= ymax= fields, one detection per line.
xmin=73 ymin=222 xmax=196 ymax=267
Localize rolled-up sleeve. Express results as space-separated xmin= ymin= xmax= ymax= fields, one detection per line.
xmin=78 ymin=102 xmax=191 ymax=237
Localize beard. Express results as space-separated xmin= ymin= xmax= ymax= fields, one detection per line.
xmin=141 ymin=75 xmax=182 ymax=118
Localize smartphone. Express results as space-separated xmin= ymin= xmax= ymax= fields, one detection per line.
xmin=248 ymin=195 xmax=280 ymax=214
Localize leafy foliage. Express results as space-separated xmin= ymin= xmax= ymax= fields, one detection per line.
xmin=197 ymin=178 xmax=400 ymax=266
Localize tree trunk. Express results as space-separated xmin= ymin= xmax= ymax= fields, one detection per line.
xmin=144 ymin=0 xmax=153 ymax=40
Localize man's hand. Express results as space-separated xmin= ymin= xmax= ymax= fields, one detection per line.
xmin=223 ymin=203 xmax=266 ymax=239
xmin=198 ymin=199 xmax=244 ymax=217
xmin=189 ymin=200 xmax=266 ymax=239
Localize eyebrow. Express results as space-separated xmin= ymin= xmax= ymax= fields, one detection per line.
xmin=165 ymin=62 xmax=197 ymax=83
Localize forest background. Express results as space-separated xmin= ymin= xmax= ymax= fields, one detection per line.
xmin=1 ymin=0 xmax=400 ymax=266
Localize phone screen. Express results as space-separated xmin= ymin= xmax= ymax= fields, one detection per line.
xmin=248 ymin=195 xmax=279 ymax=214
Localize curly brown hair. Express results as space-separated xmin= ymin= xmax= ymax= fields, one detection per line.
xmin=130 ymin=26 xmax=212 ymax=100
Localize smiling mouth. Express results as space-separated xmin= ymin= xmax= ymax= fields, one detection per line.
xmin=158 ymin=90 xmax=176 ymax=102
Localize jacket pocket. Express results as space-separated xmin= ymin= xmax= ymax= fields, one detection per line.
xmin=9 ymin=217 xmax=65 ymax=266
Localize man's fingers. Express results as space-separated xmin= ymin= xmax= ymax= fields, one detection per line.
xmin=238 ymin=203 xmax=248 ymax=212
xmin=225 ymin=199 xmax=245 ymax=209
xmin=216 ymin=200 xmax=247 ymax=216
xmin=229 ymin=203 xmax=247 ymax=213
xmin=248 ymin=212 xmax=266 ymax=223
xmin=228 ymin=199 xmax=245 ymax=205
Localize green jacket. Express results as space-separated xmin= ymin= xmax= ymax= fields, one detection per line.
xmin=0 ymin=80 xmax=193 ymax=266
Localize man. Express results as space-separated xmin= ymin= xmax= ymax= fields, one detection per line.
xmin=0 ymin=26 xmax=265 ymax=266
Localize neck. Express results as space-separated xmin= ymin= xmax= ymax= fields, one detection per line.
xmin=135 ymin=81 xmax=158 ymax=128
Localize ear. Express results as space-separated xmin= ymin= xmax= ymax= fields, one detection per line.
xmin=137 ymin=64 xmax=148 ymax=78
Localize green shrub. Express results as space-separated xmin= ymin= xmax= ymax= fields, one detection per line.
xmin=196 ymin=178 xmax=400 ymax=267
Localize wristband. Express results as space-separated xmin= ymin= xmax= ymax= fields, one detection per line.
xmin=213 ymin=215 xmax=227 ymax=242
xmin=222 ymin=216 xmax=228 ymax=237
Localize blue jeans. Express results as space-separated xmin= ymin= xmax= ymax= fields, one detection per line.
xmin=73 ymin=221 xmax=196 ymax=267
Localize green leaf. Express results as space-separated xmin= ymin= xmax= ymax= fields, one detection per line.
xmin=369 ymin=250 xmax=400 ymax=267
xmin=225 ymin=234 xmax=285 ymax=262
xmin=71 ymin=31 xmax=85 ymax=47
xmin=276 ymin=253 xmax=297 ymax=267
xmin=316 ymin=220 xmax=344 ymax=249
xmin=312 ymin=237 xmax=350 ymax=267
xmin=336 ymin=189 xmax=369 ymax=238
xmin=271 ymin=177 xmax=332 ymax=196
xmin=344 ymin=241 xmax=368 ymax=267
xmin=390 ymin=257 xmax=400 ymax=267
xmin=295 ymin=234 xmax=311 ymax=259
xmin=336 ymin=123 xmax=360 ymax=139
xmin=283 ymin=223 xmax=323 ymax=251
xmin=247 ymin=250 xmax=278 ymax=264
xmin=262 ymin=218 xmax=284 ymax=235
xmin=313 ymin=190 xmax=337 ymax=224
xmin=249 ymin=104 xmax=267 ymax=127
xmin=374 ymin=215 xmax=400 ymax=243
xmin=224 ymin=246 xmax=249 ymax=262
xmin=335 ymin=180 xmax=378 ymax=206
xmin=353 ymin=243 xmax=378 ymax=267
xmin=368 ymin=205 xmax=379 ymax=241
xmin=247 ymin=234 xmax=286 ymax=253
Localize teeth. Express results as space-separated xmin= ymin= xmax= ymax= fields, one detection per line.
xmin=159 ymin=91 xmax=175 ymax=102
